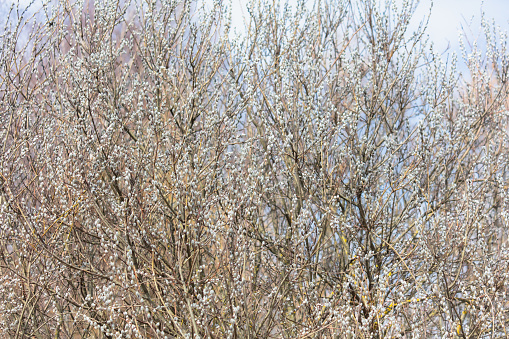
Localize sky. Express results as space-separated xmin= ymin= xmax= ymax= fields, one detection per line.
xmin=409 ymin=0 xmax=509 ymax=53
xmin=221 ymin=0 xmax=509 ymax=56
xmin=3 ymin=0 xmax=508 ymax=58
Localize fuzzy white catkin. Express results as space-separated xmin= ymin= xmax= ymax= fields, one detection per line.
xmin=0 ymin=0 xmax=508 ymax=337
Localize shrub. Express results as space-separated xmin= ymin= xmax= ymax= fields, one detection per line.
xmin=1 ymin=0 xmax=508 ymax=337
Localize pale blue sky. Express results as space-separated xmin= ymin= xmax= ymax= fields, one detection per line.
xmin=409 ymin=0 xmax=509 ymax=53
xmin=220 ymin=0 xmax=509 ymax=55
xmin=3 ymin=0 xmax=508 ymax=58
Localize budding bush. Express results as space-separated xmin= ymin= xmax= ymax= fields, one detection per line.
xmin=1 ymin=0 xmax=508 ymax=337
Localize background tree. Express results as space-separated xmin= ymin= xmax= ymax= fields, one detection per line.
xmin=0 ymin=0 xmax=508 ymax=337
